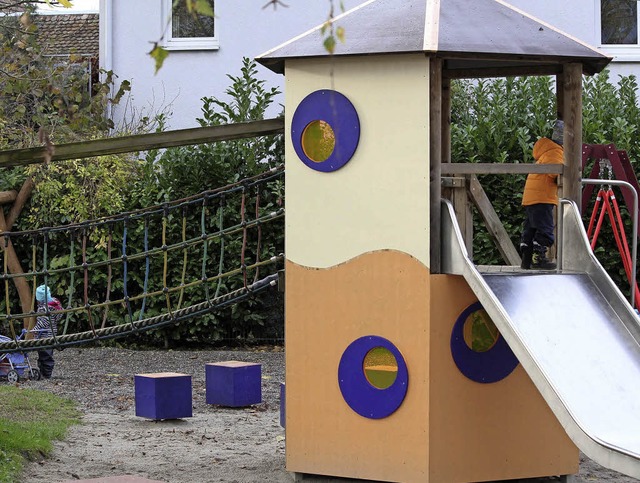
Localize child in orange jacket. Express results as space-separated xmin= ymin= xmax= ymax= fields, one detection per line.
xmin=520 ymin=120 xmax=564 ymax=270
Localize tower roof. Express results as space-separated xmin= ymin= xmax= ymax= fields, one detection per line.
xmin=256 ymin=0 xmax=611 ymax=77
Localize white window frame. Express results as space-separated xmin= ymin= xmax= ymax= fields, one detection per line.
xmin=598 ymin=0 xmax=640 ymax=62
xmin=161 ymin=0 xmax=219 ymax=51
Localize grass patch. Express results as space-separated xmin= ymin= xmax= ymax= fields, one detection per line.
xmin=0 ymin=386 xmax=80 ymax=482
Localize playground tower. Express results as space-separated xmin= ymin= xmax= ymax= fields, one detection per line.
xmin=257 ymin=0 xmax=611 ymax=481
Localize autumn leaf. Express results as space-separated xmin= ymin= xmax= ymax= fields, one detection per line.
xmin=194 ymin=0 xmax=214 ymax=16
xmin=149 ymin=45 xmax=169 ymax=74
xmin=336 ymin=26 xmax=345 ymax=44
xmin=323 ymin=35 xmax=336 ymax=54
xmin=19 ymin=12 xmax=31 ymax=28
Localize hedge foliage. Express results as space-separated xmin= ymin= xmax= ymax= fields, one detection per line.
xmin=6 ymin=62 xmax=640 ymax=346
xmin=4 ymin=58 xmax=284 ymax=348
xmin=451 ymin=70 xmax=640 ymax=294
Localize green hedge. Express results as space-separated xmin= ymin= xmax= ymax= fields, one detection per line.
xmin=9 ymin=67 xmax=640 ymax=347
xmin=451 ymin=70 xmax=640 ymax=294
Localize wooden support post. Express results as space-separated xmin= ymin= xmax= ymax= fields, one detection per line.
xmin=562 ymin=63 xmax=583 ymax=207
xmin=443 ymin=177 xmax=473 ymax=256
xmin=556 ymin=72 xmax=565 ymax=120
xmin=6 ymin=177 xmax=34 ymax=229
xmin=440 ymin=78 xmax=473 ymax=251
xmin=455 ymin=177 xmax=473 ymax=256
xmin=430 ymin=57 xmax=443 ymax=273
xmin=0 ymin=210 xmax=34 ymax=326
xmin=442 ymin=78 xmax=451 ymax=165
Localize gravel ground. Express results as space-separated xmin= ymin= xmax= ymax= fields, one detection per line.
xmin=7 ymin=346 xmax=639 ymax=483
xmin=18 ymin=346 xmax=289 ymax=483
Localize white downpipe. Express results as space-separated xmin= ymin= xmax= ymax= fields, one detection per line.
xmin=99 ymin=0 xmax=114 ymax=122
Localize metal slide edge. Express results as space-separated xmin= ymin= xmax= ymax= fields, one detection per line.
xmin=441 ymin=199 xmax=640 ymax=479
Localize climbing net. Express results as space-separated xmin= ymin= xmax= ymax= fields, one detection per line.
xmin=0 ymin=165 xmax=285 ymax=353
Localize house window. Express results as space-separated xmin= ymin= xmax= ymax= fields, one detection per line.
xmin=600 ymin=0 xmax=640 ymax=61
xmin=601 ymin=0 xmax=637 ymax=44
xmin=162 ymin=0 xmax=218 ymax=51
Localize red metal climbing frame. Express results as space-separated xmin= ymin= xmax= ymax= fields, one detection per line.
xmin=582 ymin=144 xmax=640 ymax=308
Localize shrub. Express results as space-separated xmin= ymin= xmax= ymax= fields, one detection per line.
xmin=451 ymin=70 xmax=640 ymax=294
xmin=122 ymin=57 xmax=285 ymax=347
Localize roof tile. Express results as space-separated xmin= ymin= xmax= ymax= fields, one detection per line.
xmin=34 ymin=13 xmax=99 ymax=57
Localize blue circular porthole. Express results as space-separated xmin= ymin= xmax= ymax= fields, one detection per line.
xmin=291 ymin=89 xmax=360 ymax=172
xmin=338 ymin=335 xmax=408 ymax=419
xmin=450 ymin=301 xmax=519 ymax=383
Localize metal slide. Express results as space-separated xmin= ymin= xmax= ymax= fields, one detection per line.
xmin=441 ymin=199 xmax=640 ymax=479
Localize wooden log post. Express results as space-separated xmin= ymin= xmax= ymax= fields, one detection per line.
xmin=556 ymin=72 xmax=565 ymax=121
xmin=442 ymin=78 xmax=451 ymax=165
xmin=0 ymin=210 xmax=34 ymax=327
xmin=562 ymin=63 xmax=583 ymax=206
xmin=1 ymin=178 xmax=38 ymax=328
xmin=6 ymin=177 xmax=34 ymax=229
xmin=441 ymin=75 xmax=473 ymax=255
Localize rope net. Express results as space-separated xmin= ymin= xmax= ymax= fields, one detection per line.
xmin=0 ymin=165 xmax=285 ymax=353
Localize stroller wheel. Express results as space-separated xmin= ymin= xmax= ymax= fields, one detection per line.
xmin=30 ymin=368 xmax=41 ymax=381
xmin=6 ymin=369 xmax=19 ymax=384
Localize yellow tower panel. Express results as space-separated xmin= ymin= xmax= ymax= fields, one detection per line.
xmin=284 ymin=54 xmax=431 ymax=269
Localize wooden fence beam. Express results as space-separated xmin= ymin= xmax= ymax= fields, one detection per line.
xmin=442 ymin=163 xmax=563 ymax=175
xmin=0 ymin=191 xmax=17 ymax=205
xmin=468 ymin=175 xmax=521 ymax=266
xmin=0 ymin=118 xmax=285 ymax=168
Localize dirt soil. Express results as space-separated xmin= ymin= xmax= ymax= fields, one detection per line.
xmin=10 ymin=347 xmax=639 ymax=483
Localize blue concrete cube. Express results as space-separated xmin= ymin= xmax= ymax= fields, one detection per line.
xmin=134 ymin=372 xmax=192 ymax=420
xmin=206 ymin=361 xmax=262 ymax=407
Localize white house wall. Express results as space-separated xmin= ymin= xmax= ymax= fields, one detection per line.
xmin=101 ymin=0 xmax=360 ymax=130
xmin=509 ymin=0 xmax=639 ymax=81
xmin=102 ymin=0 xmax=640 ymax=131
xmin=507 ymin=0 xmax=598 ymax=46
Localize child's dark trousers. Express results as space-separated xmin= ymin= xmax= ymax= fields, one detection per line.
xmin=37 ymin=349 xmax=54 ymax=379
xmin=521 ymin=203 xmax=555 ymax=249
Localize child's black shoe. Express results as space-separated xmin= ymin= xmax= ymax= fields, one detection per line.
xmin=532 ymin=251 xmax=556 ymax=270
xmin=520 ymin=244 xmax=533 ymax=269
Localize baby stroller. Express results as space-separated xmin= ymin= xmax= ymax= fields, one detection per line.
xmin=0 ymin=329 xmax=41 ymax=382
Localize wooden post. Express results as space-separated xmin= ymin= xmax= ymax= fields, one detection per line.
xmin=442 ymin=75 xmax=473 ymax=255
xmin=0 ymin=210 xmax=34 ymax=327
xmin=6 ymin=177 xmax=34 ymax=229
xmin=562 ymin=63 xmax=583 ymax=207
xmin=552 ymin=71 xmax=565 ymax=260
xmin=556 ymin=72 xmax=565 ymax=120
xmin=430 ymin=57 xmax=443 ymax=273
xmin=442 ymin=78 xmax=451 ymax=165
xmin=450 ymin=175 xmax=473 ymax=255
